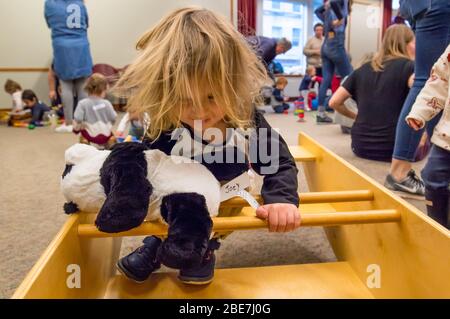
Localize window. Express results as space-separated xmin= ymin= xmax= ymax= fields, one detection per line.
xmin=292 ymin=28 xmax=300 ymax=47
xmin=392 ymin=0 xmax=400 ymax=10
xmin=312 ymin=0 xmax=324 ymax=26
xmin=258 ymin=0 xmax=307 ymax=73
xmin=272 ymin=0 xmax=281 ymax=10
xmin=272 ymin=26 xmax=282 ymax=38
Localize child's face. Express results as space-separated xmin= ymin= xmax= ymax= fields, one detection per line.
xmin=308 ymin=67 xmax=316 ymax=77
xmin=277 ymin=83 xmax=287 ymax=90
xmin=23 ymin=99 xmax=36 ymax=108
xmin=180 ymin=89 xmax=225 ymax=132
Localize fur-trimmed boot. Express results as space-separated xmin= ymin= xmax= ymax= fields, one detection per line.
xmin=157 ymin=193 xmax=213 ymax=270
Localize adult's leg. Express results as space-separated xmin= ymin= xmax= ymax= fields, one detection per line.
xmin=60 ymin=79 xmax=75 ymax=124
xmin=391 ymin=1 xmax=450 ymax=180
xmin=333 ymin=48 xmax=353 ymax=79
xmin=317 ymin=52 xmax=334 ymax=114
xmin=421 ymin=146 xmax=450 ymax=228
xmin=74 ymin=77 xmax=88 ymax=102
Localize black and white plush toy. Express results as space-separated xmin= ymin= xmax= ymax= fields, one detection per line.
xmin=61 ymin=142 xmax=221 ymax=269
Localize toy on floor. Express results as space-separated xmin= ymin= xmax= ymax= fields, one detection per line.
xmin=116 ymin=135 xmax=140 ymax=143
xmin=311 ymin=98 xmax=319 ymax=111
xmin=12 ymin=121 xmax=51 ymax=129
xmin=61 ymin=143 xmax=221 ymax=269
xmin=294 ymin=99 xmax=306 ymax=122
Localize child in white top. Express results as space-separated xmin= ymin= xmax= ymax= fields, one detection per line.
xmin=406 ymin=45 xmax=450 ymax=229
xmin=73 ymin=73 xmax=117 ymax=149
xmin=4 ymin=79 xmax=24 ymax=113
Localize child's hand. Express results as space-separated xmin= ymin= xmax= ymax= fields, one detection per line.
xmin=406 ymin=118 xmax=423 ymax=131
xmin=256 ymin=203 xmax=301 ymax=232
xmin=332 ymin=19 xmax=344 ymax=27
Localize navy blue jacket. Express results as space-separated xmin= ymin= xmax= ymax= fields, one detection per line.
xmin=143 ymin=111 xmax=299 ymax=206
xmin=246 ymin=36 xmax=278 ymax=67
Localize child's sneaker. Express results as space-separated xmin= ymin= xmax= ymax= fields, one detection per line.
xmin=117 ymin=236 xmax=162 ymax=283
xmin=55 ymin=123 xmax=73 ymax=133
xmin=178 ymin=239 xmax=220 ymax=285
xmin=316 ymin=113 xmax=333 ymax=124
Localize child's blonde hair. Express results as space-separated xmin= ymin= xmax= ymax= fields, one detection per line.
xmin=85 ymin=73 xmax=108 ymax=95
xmin=4 ymin=79 xmax=22 ymax=94
xmin=371 ymin=24 xmax=415 ymax=72
xmin=115 ymin=6 xmax=268 ymax=140
xmin=306 ymin=65 xmax=316 ymax=75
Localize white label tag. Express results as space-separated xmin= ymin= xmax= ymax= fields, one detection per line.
xmin=220 ymin=172 xmax=251 ymax=202
xmin=93 ymin=103 xmax=106 ymax=111
xmin=237 ymin=189 xmax=261 ymax=210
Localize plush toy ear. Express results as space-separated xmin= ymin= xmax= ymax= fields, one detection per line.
xmin=65 ymin=143 xmax=100 ymax=165
xmin=95 ymin=143 xmax=152 ymax=233
xmin=157 ymin=193 xmax=213 ymax=269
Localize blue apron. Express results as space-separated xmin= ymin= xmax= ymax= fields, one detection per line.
xmin=45 ymin=0 xmax=93 ymax=81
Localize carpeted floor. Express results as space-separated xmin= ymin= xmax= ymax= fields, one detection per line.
xmin=0 ymin=111 xmax=427 ymax=298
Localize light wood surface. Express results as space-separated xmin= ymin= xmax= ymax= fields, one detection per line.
xmin=104 ymin=262 xmax=374 ymax=299
xmin=78 ymin=209 xmax=400 ymax=238
xmin=12 ymin=214 xmax=122 ymax=299
xmin=222 ymin=190 xmax=373 ymax=207
xmin=299 ymin=132 xmax=450 ymax=298
xmin=13 ymin=132 xmax=449 ymax=299
xmin=288 ymin=145 xmax=316 ymax=162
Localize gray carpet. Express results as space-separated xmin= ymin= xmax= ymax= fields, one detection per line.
xmin=0 ymin=111 xmax=426 ymax=298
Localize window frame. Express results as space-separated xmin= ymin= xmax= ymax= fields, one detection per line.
xmin=256 ymin=0 xmax=316 ymax=74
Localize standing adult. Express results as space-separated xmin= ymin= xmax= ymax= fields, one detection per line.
xmin=303 ymin=23 xmax=324 ymax=76
xmin=246 ymin=36 xmax=292 ymax=77
xmin=384 ymin=0 xmax=450 ymax=196
xmin=329 ymin=24 xmax=416 ymax=161
xmin=315 ymin=0 xmax=353 ymax=124
xmin=45 ymin=0 xmax=93 ymax=133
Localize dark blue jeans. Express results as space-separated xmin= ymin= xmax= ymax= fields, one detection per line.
xmin=318 ymin=32 xmax=353 ymax=113
xmin=273 ymin=103 xmax=289 ymax=113
xmin=422 ymin=145 xmax=450 ymax=192
xmin=393 ymin=0 xmax=450 ymax=162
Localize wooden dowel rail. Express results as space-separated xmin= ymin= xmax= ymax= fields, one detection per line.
xmin=222 ymin=190 xmax=374 ymax=207
xmin=78 ymin=209 xmax=400 ymax=238
xmin=78 ymin=190 xmax=375 ymax=214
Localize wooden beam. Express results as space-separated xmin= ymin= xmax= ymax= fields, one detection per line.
xmin=222 ymin=190 xmax=374 ymax=207
xmin=78 ymin=209 xmax=400 ymax=238
xmin=0 ymin=68 xmax=49 ymax=73
xmin=289 ymin=145 xmax=316 ymax=162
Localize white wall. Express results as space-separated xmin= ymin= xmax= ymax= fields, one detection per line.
xmin=0 ymin=0 xmax=235 ymax=107
xmin=347 ymin=0 xmax=382 ymax=66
